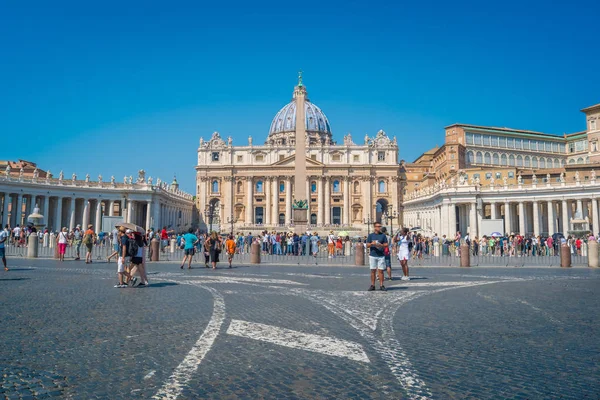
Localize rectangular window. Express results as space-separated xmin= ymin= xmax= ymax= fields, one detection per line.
xmin=378 ymin=152 xmax=386 ymax=161
xmin=237 ymin=155 xmax=243 ymax=162
xmin=508 ymin=172 xmax=515 ymax=178
xmin=507 ymin=137 xmax=514 ymax=148
xmin=483 ymin=135 xmax=490 ymax=146
xmin=279 ymin=155 xmax=285 ymax=161
xmin=212 ymin=152 xmax=219 ymax=161
xmin=591 ymin=120 xmax=597 ymax=131
xmin=495 ymin=172 xmax=501 ymax=179
xmin=353 ymin=155 xmax=359 ymax=162
xmin=311 ymin=154 xmax=317 ymax=160
xmin=492 ymin=136 xmax=499 ymax=147
xmin=559 ymin=144 xmax=566 ymax=153
xmin=569 ymin=143 xmax=575 ymax=153
xmin=499 ymin=136 xmax=507 ymax=148
xmin=474 ymin=134 xmax=482 ymax=145
xmin=515 ymin=138 xmax=522 ymax=149
xmin=545 ymin=142 xmax=551 ymax=152
xmin=523 ymin=140 xmax=530 ymax=150
xmin=552 ymin=142 xmax=559 ymax=152
xmin=332 ymin=154 xmax=341 ymax=161
xmin=466 ymin=133 xmax=474 ymax=144
xmin=485 ymin=173 xmax=492 ymax=179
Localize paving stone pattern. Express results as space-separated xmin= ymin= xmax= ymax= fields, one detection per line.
xmin=1 ymin=258 xmax=598 ymax=399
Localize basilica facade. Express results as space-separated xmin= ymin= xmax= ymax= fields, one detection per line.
xmin=195 ymin=79 xmax=402 ymax=234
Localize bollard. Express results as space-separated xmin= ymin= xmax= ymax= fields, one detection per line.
xmin=560 ymin=243 xmax=571 ymax=268
xmin=588 ymin=239 xmax=598 ymax=268
xmin=43 ymin=232 xmax=49 ymax=247
xmin=151 ymin=238 xmax=160 ymax=261
xmin=170 ymin=238 xmax=176 ymax=253
xmin=27 ymin=232 xmax=39 ymax=258
xmin=460 ymin=244 xmax=470 ymax=267
xmin=433 ymin=242 xmax=440 ymax=257
xmin=355 ymin=243 xmax=365 ymax=266
xmin=250 ymin=242 xmax=261 ymax=264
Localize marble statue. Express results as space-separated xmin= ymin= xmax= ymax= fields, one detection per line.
xmin=98 ymin=174 xmax=103 ymax=185
xmin=503 ymin=176 xmax=508 ymax=186
xmin=46 ymin=170 xmax=51 ymax=183
xmin=248 ymin=136 xmax=253 ymax=146
xmin=5 ymin=165 xmax=10 ymax=177
xmin=458 ymin=174 xmax=465 ymax=185
xmin=474 ymin=176 xmax=480 ymax=185
xmin=85 ymin=174 xmax=90 ymax=183
xmin=111 ymin=176 xmax=116 ymax=186
xmin=137 ymin=170 xmax=146 ymax=183
xmin=148 ymin=176 xmax=153 ymax=185
xmin=199 ymin=137 xmax=204 ymax=146
xmin=19 ymin=168 xmax=24 ymax=181
xmin=490 ymin=176 xmax=495 ymax=185
xmin=58 ymin=170 xmax=64 ymax=183
xmin=33 ymin=168 xmax=39 ymax=181
xmin=592 ymin=170 xmax=596 ymax=180
xmin=517 ymin=174 xmax=522 ymax=185
xmin=157 ymin=178 xmax=162 ymax=186
xmin=560 ymin=172 xmax=565 ymax=183
xmin=128 ymin=176 xmax=133 ymax=185
xmin=575 ymin=171 xmax=580 ymax=182
xmin=124 ymin=176 xmax=128 ymax=184
xmin=72 ymin=173 xmax=77 ymax=183
xmin=546 ymin=173 xmax=551 ymax=182
xmin=450 ymin=176 xmax=456 ymax=187
xmin=228 ymin=136 xmax=232 ymax=146
xmin=532 ymin=174 xmax=537 ymax=184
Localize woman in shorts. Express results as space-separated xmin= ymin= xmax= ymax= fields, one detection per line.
xmin=397 ymin=227 xmax=411 ymax=281
xmin=381 ymin=227 xmax=392 ymax=281
xmin=205 ymin=231 xmax=222 ymax=269
xmin=57 ymin=227 xmax=69 ymax=262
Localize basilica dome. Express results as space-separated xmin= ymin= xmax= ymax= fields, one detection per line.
xmin=266 ymin=84 xmax=333 ymax=146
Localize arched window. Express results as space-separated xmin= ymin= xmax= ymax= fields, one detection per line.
xmin=586 ymin=156 xmax=590 ymax=163
xmin=378 ymin=180 xmax=386 ymax=193
xmin=501 ymin=154 xmax=507 ymax=166
xmin=476 ymin=151 xmax=483 ymax=164
xmin=517 ymin=155 xmax=523 ymax=167
xmin=549 ymin=158 xmax=554 ymax=168
xmin=493 ymin=153 xmax=499 ymax=165
xmin=353 ymin=181 xmax=360 ymax=194
xmin=484 ymin=152 xmax=491 ymax=165
xmin=256 ymin=180 xmax=264 ymax=193
xmin=524 ymin=156 xmax=531 ymax=167
xmin=279 ymin=181 xmax=285 ymax=193
xmin=466 ymin=151 xmax=474 ymax=165
xmin=532 ymin=157 xmax=538 ymax=168
xmin=540 ymin=158 xmax=546 ymax=168
xmin=509 ymin=154 xmax=515 ymax=166
xmin=560 ymin=159 xmax=565 ymax=166
xmin=569 ymin=159 xmax=576 ymax=164
xmin=577 ymin=157 xmax=584 ymax=164
xmin=311 ymin=181 xmax=317 ymax=193
xmin=333 ymin=180 xmax=341 ymax=193
xmin=212 ymin=180 xmax=219 ymax=193
xmin=236 ymin=181 xmax=243 ymax=194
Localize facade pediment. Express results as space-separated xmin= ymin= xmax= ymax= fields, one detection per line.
xmin=272 ymin=155 xmax=325 ymax=167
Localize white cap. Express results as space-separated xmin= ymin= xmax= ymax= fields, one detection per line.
xmin=126 ymin=229 xmax=133 ymax=234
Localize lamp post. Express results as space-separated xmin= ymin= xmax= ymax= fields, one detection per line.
xmin=227 ymin=214 xmax=237 ymax=235
xmin=363 ymin=214 xmax=373 ymax=234
xmin=385 ymin=205 xmax=398 ymax=237
xmin=204 ymin=204 xmax=215 ymax=233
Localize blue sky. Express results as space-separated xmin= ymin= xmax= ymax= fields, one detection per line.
xmin=1 ymin=0 xmax=599 ymax=193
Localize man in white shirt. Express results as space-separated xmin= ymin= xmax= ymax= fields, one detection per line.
xmin=12 ymin=225 xmax=21 ymax=245
xmin=0 ymin=225 xmax=9 ymax=271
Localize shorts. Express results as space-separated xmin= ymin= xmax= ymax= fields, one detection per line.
xmin=86 ymin=243 xmax=93 ymax=252
xmin=58 ymin=243 xmax=67 ymax=255
xmin=117 ymin=257 xmax=125 ymax=273
xmin=131 ymin=256 xmax=143 ymax=265
xmin=384 ymin=255 xmax=391 ymax=268
xmin=369 ymin=256 xmax=385 ymax=270
xmin=0 ymin=247 xmax=4 ymax=258
xmin=185 ymin=248 xmax=195 ymax=256
xmin=113 ymin=243 xmax=119 ymax=253
xmin=227 ymin=251 xmax=235 ymax=258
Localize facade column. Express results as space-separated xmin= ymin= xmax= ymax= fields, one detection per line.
xmin=317 ymin=177 xmax=324 ymax=225
xmin=533 ymin=201 xmax=540 ymax=237
xmin=285 ymin=177 xmax=292 ymax=225
xmin=246 ymin=179 xmax=253 ymax=224
xmin=518 ymin=202 xmax=525 ymax=234
xmin=24 ymin=195 xmax=32 ymax=220
xmin=272 ymin=178 xmax=279 ymax=225
xmin=504 ymin=202 xmax=511 ymax=235
xmin=576 ymin=199 xmax=583 ymax=218
xmin=343 ymin=177 xmax=350 ymax=225
xmin=2 ymin=193 xmax=10 ymax=227
xmin=69 ymin=198 xmax=76 ymax=231
xmin=43 ymin=196 xmax=50 ymax=228
xmin=324 ymin=177 xmax=331 ymax=225
xmin=55 ymin=197 xmax=63 ymax=231
xmin=16 ymin=193 xmax=23 ymax=226
xmin=108 ymin=200 xmax=115 ymax=217
xmin=561 ymin=200 xmax=569 ymax=235
xmin=265 ymin=177 xmax=272 ymax=226
xmin=593 ymin=199 xmax=599 ymax=236
xmin=469 ymin=202 xmax=478 ymax=238
xmin=95 ymin=200 xmax=102 ymax=231
xmin=127 ymin=200 xmax=134 ymax=224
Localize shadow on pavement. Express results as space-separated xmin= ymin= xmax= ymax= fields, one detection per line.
xmin=149 ymin=282 xmax=179 ymax=288
xmin=0 ymin=277 xmax=31 ymax=281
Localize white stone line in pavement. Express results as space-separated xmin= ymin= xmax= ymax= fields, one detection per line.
xmin=226 ymin=319 xmax=370 ymax=363
xmin=477 ymin=292 xmax=563 ymax=325
xmin=196 ymin=276 xmax=308 ymax=286
xmin=152 ymin=283 xmax=225 ymax=400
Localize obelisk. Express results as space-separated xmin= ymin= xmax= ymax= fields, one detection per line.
xmin=293 ymin=72 xmax=308 ymax=233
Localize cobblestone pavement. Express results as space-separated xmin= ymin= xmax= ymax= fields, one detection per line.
xmin=1 ymin=257 xmax=598 ymax=399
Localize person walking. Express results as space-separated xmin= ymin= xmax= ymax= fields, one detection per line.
xmin=0 ymin=225 xmax=9 ymax=271
xmin=72 ymin=225 xmax=83 ymax=260
xmin=225 ymin=235 xmax=236 ymax=268
xmin=397 ymin=227 xmax=411 ymax=281
xmin=327 ymin=231 xmax=335 ymax=258
xmin=57 ymin=227 xmax=69 ymax=262
xmin=82 ymin=224 xmax=96 ymax=264
xmin=366 ymin=222 xmax=388 ymax=291
xmin=180 ymin=228 xmax=199 ymax=269
xmin=381 ymin=227 xmax=393 ymax=281
xmin=206 ymin=231 xmax=222 ymax=269
xmin=107 ymin=226 xmax=120 ymax=263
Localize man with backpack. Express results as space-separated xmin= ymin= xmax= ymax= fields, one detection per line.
xmin=126 ymin=230 xmax=147 ymax=287
xmin=82 ymin=224 xmax=96 ymax=264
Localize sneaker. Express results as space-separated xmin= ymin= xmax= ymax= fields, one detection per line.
xmin=132 ymin=278 xmax=141 ymax=288
xmin=368 ymin=285 xmax=376 ymax=291
xmin=380 ymin=285 xmax=386 ymax=291
xmin=128 ymin=277 xmax=138 ymax=287
xmin=114 ymin=284 xmax=126 ymax=288
xmin=138 ymin=283 xmax=146 ymax=288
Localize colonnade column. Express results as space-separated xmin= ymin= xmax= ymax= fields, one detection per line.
xmin=576 ymin=199 xmax=583 ymax=218
xmin=146 ymin=201 xmax=152 ymax=231
xmin=127 ymin=200 xmax=134 ymax=224
xmin=343 ymin=177 xmax=350 ymax=225
xmin=69 ymin=198 xmax=76 ymax=231
xmin=317 ymin=178 xmax=324 ymax=225
xmin=469 ymin=202 xmax=478 ymax=238
xmin=490 ymin=202 xmax=497 ymax=219
xmin=246 ymin=179 xmax=253 ymax=224
xmin=324 ymin=177 xmax=331 ymax=225
xmin=25 ymin=196 xmax=33 ymax=220
xmin=95 ymin=200 xmax=102 ymax=231
xmin=518 ymin=202 xmax=525 ymax=234
xmin=547 ymin=201 xmax=555 ymax=236
xmin=532 ymin=201 xmax=540 ymax=237
xmin=561 ymin=200 xmax=569 ymax=235
xmin=16 ymin=193 xmax=23 ymax=226
xmin=448 ymin=202 xmax=456 ymax=235
xmin=592 ymin=199 xmax=600 ymax=236
xmin=265 ymin=177 xmax=272 ymax=226
xmin=285 ymin=177 xmax=292 ymax=225
xmin=82 ymin=200 xmax=90 ymax=229
xmin=504 ymin=202 xmax=511 ymax=234
xmin=55 ymin=197 xmax=63 ymax=231
xmin=272 ymin=178 xmax=279 ymax=225
xmin=2 ymin=193 xmax=10 ymax=227
xmin=108 ymin=200 xmax=115 ymax=217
